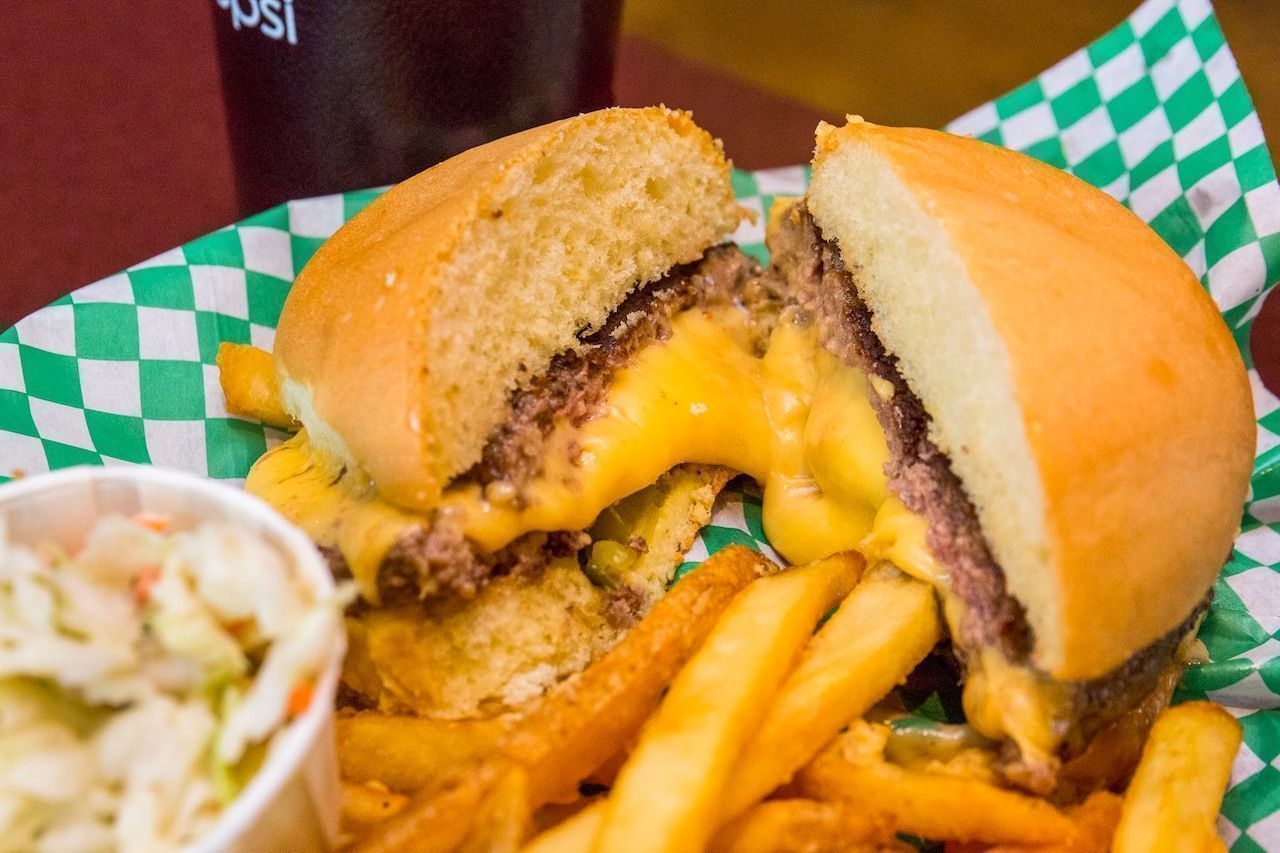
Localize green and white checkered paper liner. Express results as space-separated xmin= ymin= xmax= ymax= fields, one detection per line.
xmin=3 ymin=0 xmax=1280 ymax=843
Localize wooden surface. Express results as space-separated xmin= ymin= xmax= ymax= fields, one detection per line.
xmin=3 ymin=0 xmax=1278 ymax=389
xmin=624 ymin=0 xmax=1280 ymax=148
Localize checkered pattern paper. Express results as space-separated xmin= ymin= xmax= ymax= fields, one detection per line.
xmin=0 ymin=189 xmax=384 ymax=481
xmin=2 ymin=0 xmax=1279 ymax=843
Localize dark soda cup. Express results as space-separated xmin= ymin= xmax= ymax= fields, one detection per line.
xmin=211 ymin=0 xmax=623 ymax=214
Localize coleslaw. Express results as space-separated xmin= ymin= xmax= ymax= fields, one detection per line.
xmin=0 ymin=513 xmax=347 ymax=852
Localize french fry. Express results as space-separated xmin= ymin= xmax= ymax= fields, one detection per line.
xmin=795 ymin=723 xmax=1078 ymax=847
xmin=358 ymin=762 xmax=505 ymax=853
xmin=337 ymin=711 xmax=515 ymax=792
xmin=461 ymin=768 xmax=532 ymax=853
xmin=530 ymin=799 xmax=604 ymax=842
xmin=1112 ymin=701 xmax=1241 ymax=853
xmin=943 ymin=791 xmax=1123 ymax=853
xmin=720 ymin=567 xmax=940 ymax=821
xmin=1064 ymin=791 xmax=1125 ymax=853
xmin=341 ymin=781 xmax=410 ymax=834
xmin=945 ymin=842 xmax=987 ymax=853
xmin=709 ymin=799 xmax=895 ymax=853
xmin=592 ymin=553 xmax=863 ymax=853
xmin=521 ymin=762 xmax=896 ymax=852
xmin=215 ymin=342 xmax=295 ymax=429
xmin=522 ymin=802 xmax=604 ymax=853
xmin=355 ymin=546 xmax=770 ymax=852
xmin=507 ymin=546 xmax=779 ymax=807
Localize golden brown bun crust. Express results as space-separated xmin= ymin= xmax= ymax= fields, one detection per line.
xmin=274 ymin=119 xmax=565 ymax=503
xmin=813 ymin=120 xmax=1254 ymax=679
xmin=274 ymin=107 xmax=738 ymax=508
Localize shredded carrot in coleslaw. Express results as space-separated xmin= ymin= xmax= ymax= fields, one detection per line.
xmin=131 ymin=511 xmax=171 ymax=532
xmin=286 ymin=678 xmax=315 ymax=719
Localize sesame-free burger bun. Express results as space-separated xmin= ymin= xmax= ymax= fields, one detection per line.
xmin=273 ymin=107 xmax=742 ymax=510
xmin=806 ymin=118 xmax=1254 ymax=680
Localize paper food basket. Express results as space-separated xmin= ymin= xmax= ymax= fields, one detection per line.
xmin=2 ymin=0 xmax=1279 ymax=845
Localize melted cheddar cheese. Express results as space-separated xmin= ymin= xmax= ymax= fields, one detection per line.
xmin=864 ymin=497 xmax=1071 ymax=770
xmin=243 ymin=302 xmax=1070 ymax=768
xmin=435 ymin=307 xmax=890 ymax=562
xmin=249 ymin=305 xmax=891 ymax=592
xmin=247 ymin=432 xmax=422 ymax=599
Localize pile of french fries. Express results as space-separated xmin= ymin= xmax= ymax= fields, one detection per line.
xmin=338 ymin=547 xmax=1242 ymax=853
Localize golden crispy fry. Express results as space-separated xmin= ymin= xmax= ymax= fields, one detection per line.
xmin=1066 ymin=791 xmax=1125 ymax=853
xmin=943 ymin=791 xmax=1123 ymax=853
xmin=355 ymin=546 xmax=770 ymax=852
xmin=593 ymin=553 xmax=863 ymax=853
xmin=944 ymin=843 xmax=987 ymax=853
xmin=521 ymin=728 xmax=896 ymax=852
xmin=359 ymin=762 xmax=505 ymax=853
xmin=461 ymin=768 xmax=532 ymax=853
xmin=796 ymin=723 xmax=1077 ymax=847
xmin=1112 ymin=701 xmax=1241 ymax=853
xmin=721 ymin=567 xmax=939 ymax=821
xmin=504 ymin=546 xmax=776 ymax=807
xmin=709 ymin=799 xmax=895 ymax=853
xmin=522 ymin=802 xmax=604 ymax=853
xmin=215 ymin=342 xmax=295 ymax=429
xmin=337 ymin=711 xmax=516 ymax=793
xmin=341 ymin=781 xmax=409 ymax=834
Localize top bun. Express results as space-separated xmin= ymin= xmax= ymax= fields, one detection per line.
xmin=274 ymin=107 xmax=741 ymax=509
xmin=807 ymin=118 xmax=1254 ymax=680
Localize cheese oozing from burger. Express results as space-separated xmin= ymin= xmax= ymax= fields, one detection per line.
xmin=223 ymin=113 xmax=1256 ymax=796
xmin=240 ymin=268 xmax=1069 ymax=778
xmin=250 ymin=305 xmax=888 ymax=587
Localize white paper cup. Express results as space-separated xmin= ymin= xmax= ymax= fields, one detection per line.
xmin=0 ymin=466 xmax=346 ymax=852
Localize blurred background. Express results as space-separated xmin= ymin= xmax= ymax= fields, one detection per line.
xmin=2 ymin=0 xmax=1277 ymax=329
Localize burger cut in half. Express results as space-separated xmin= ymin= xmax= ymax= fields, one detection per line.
xmin=220 ymin=107 xmax=774 ymax=718
xmin=219 ymin=109 xmax=1254 ymax=793
xmin=773 ymin=118 xmax=1253 ymax=792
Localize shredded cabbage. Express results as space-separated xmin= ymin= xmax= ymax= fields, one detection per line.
xmin=0 ymin=514 xmax=343 ymax=852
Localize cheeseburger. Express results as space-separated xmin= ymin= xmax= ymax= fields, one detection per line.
xmin=218 ymin=107 xmax=1254 ymax=793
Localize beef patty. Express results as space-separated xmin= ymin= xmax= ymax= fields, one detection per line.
xmin=769 ymin=204 xmax=1209 ymax=774
xmin=327 ymin=244 xmax=780 ymax=605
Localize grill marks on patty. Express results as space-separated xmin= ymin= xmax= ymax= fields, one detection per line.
xmin=353 ymin=245 xmax=777 ymax=605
